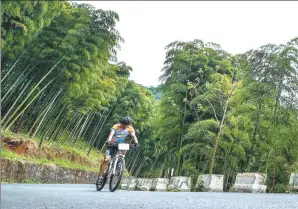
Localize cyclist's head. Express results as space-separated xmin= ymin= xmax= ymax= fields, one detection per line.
xmin=120 ymin=116 xmax=132 ymax=126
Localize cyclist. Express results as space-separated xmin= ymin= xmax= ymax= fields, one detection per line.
xmin=98 ymin=116 xmax=139 ymax=180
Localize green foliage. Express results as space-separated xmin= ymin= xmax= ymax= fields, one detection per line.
xmin=2 ymin=1 xmax=298 ymax=193
xmin=136 ymin=38 xmax=298 ymax=193
xmin=1 ymin=1 xmax=65 ymax=64
xmin=193 ymin=179 xmax=205 ymax=192
xmin=1 ymin=1 xmax=154 ymax=161
xmin=148 ymin=86 xmax=163 ymax=100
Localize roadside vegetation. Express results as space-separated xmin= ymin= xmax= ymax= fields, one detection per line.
xmin=1 ymin=1 xmax=298 ymax=192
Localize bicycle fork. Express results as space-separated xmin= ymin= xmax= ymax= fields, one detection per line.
xmin=112 ymin=154 xmax=125 ymax=175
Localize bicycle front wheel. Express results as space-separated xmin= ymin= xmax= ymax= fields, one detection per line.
xmin=109 ymin=158 xmax=125 ymax=192
xmin=96 ymin=173 xmax=107 ymax=191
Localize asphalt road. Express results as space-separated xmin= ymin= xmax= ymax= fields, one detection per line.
xmin=1 ymin=184 xmax=298 ymax=209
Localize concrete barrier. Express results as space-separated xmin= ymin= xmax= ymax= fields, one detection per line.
xmin=136 ymin=178 xmax=154 ymax=191
xmin=120 ymin=177 xmax=137 ymax=190
xmin=196 ymin=174 xmax=224 ymax=192
xmin=152 ymin=178 xmax=169 ymax=192
xmin=128 ymin=178 xmax=138 ymax=190
xmin=168 ymin=176 xmax=191 ymax=192
xmin=120 ymin=177 xmax=131 ymax=190
xmin=232 ymin=173 xmax=267 ymax=193
xmin=289 ymin=173 xmax=298 ymax=191
xmin=1 ymin=158 xmax=97 ymax=184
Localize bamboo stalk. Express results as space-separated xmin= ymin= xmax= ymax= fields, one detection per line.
xmin=55 ymin=112 xmax=79 ymax=143
xmin=80 ymin=111 xmax=96 ymax=140
xmin=1 ymin=49 xmax=27 ymax=82
xmin=29 ymin=87 xmax=63 ymax=136
xmin=50 ymin=113 xmax=67 ymax=142
xmin=2 ymin=55 xmax=66 ymax=129
xmin=88 ymin=109 xmax=113 ymax=155
xmin=87 ymin=113 xmax=103 ymax=145
xmin=129 ymin=151 xmax=140 ymax=176
xmin=41 ymin=105 xmax=66 ymax=141
xmin=1 ymin=78 xmax=34 ymax=124
xmin=1 ymin=71 xmax=27 ymax=103
xmin=4 ymin=79 xmax=55 ymax=131
xmin=73 ymin=111 xmax=92 ymax=145
xmin=67 ymin=116 xmax=83 ymax=144
xmin=34 ymin=88 xmax=62 ymax=140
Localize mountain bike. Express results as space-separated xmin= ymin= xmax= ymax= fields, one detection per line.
xmin=95 ymin=142 xmax=138 ymax=192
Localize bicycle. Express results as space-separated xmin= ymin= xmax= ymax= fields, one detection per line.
xmin=95 ymin=142 xmax=138 ymax=192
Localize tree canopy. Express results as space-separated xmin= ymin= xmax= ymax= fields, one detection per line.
xmin=2 ymin=1 xmax=298 ymax=193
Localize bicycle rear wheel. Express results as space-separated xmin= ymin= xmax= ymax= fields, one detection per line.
xmin=109 ymin=158 xmax=125 ymax=192
xmin=96 ymin=172 xmax=107 ymax=191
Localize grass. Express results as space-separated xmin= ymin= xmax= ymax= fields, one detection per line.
xmin=1 ymin=130 xmax=133 ymax=176
xmin=2 ymin=148 xmax=100 ymax=172
xmin=1 ymin=130 xmax=104 ymax=172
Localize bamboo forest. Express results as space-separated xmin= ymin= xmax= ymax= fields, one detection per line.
xmin=1 ymin=1 xmax=298 ymax=193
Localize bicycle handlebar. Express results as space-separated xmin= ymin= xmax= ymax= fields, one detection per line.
xmin=106 ymin=142 xmax=140 ymax=148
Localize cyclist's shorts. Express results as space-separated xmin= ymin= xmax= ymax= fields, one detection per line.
xmin=106 ymin=148 xmax=115 ymax=157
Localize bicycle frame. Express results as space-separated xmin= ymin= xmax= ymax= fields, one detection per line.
xmin=96 ymin=142 xmax=137 ymax=192
xmin=107 ymin=145 xmax=127 ymax=178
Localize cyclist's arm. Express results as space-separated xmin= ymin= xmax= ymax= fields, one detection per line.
xmin=130 ymin=132 xmax=138 ymax=144
xmin=107 ymin=129 xmax=115 ymax=143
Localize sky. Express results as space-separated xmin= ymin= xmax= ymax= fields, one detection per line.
xmin=76 ymin=1 xmax=298 ymax=87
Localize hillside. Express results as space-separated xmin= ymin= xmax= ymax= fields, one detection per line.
xmin=1 ymin=131 xmax=103 ymax=173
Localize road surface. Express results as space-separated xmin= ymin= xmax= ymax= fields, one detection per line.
xmin=2 ymin=184 xmax=298 ymax=209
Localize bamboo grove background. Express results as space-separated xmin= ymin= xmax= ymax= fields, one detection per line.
xmin=2 ymin=1 xmax=298 ymax=192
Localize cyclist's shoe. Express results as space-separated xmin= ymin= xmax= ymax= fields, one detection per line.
xmin=96 ymin=176 xmax=104 ymax=185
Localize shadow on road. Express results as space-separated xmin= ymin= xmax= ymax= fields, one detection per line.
xmin=85 ymin=188 xmax=115 ymax=193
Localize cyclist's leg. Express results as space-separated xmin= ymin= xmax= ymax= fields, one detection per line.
xmin=99 ymin=149 xmax=111 ymax=176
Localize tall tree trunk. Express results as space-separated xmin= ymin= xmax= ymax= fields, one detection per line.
xmin=12 ymin=113 xmax=25 ymax=133
xmin=175 ymin=89 xmax=188 ymax=176
xmin=246 ymin=103 xmax=262 ymax=172
xmin=87 ymin=108 xmax=112 ymax=155
xmin=209 ymin=97 xmax=230 ymax=175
